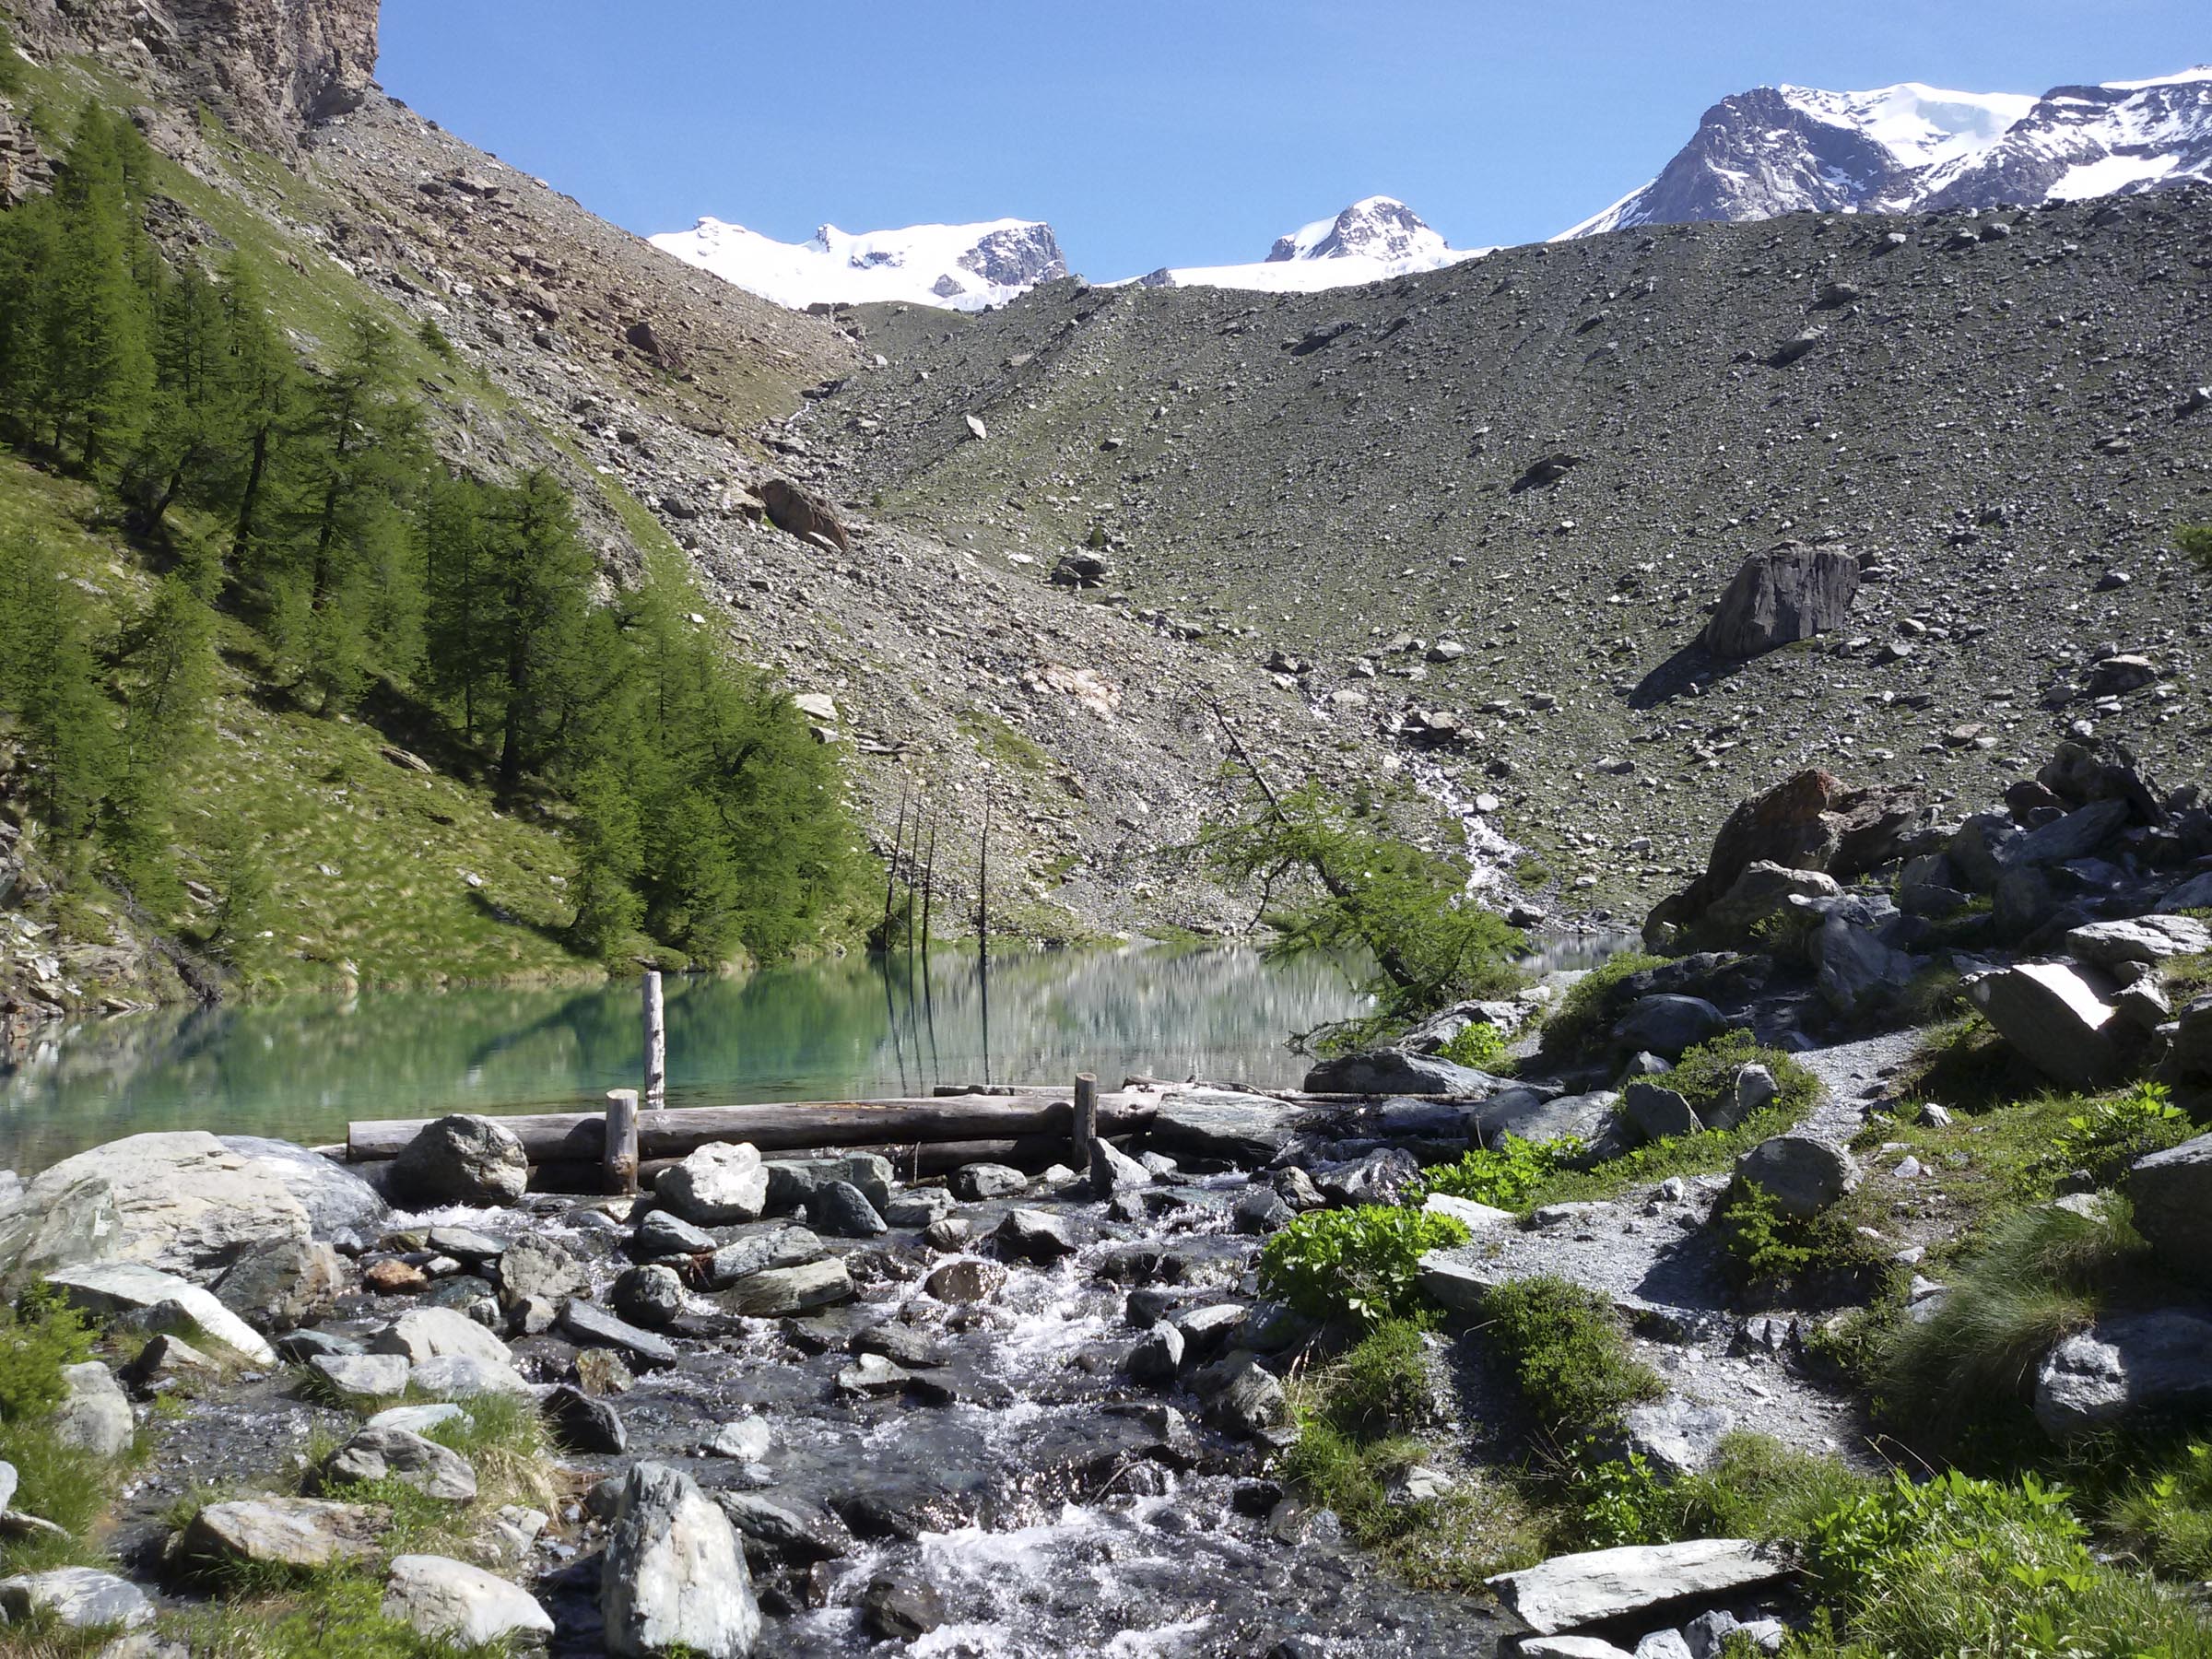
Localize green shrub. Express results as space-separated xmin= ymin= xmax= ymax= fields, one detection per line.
xmin=2107 ymin=1441 xmax=2212 ymax=1581
xmin=1420 ymin=1135 xmax=1585 ymax=1211
xmin=2043 ymin=1081 xmax=2192 ymax=1188
xmin=2182 ymin=524 xmax=2212 ymax=576
xmin=1280 ymin=1316 xmax=1550 ymax=1589
xmin=1258 ymin=1206 xmax=1469 ymax=1326
xmin=1437 ymin=1019 xmax=1511 ymax=1073
xmin=1539 ymin=951 xmax=1665 ymax=1058
xmin=1799 ymin=1468 xmax=2212 ymax=1659
xmin=1482 ymin=1276 xmax=1663 ymax=1437
xmin=1665 ymin=1029 xmax=1821 ymax=1124
xmin=1714 ymin=1179 xmax=1816 ymax=1285
xmin=416 ymin=317 xmax=456 ymax=360
xmin=1571 ymin=1450 xmax=1691 ymax=1547
xmin=1877 ymin=1197 xmax=2148 ymax=1441
xmin=0 ymin=1285 xmax=97 ymax=1423
xmin=1203 ymin=778 xmax=1526 ymax=1048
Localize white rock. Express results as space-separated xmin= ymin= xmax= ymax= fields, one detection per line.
xmin=311 ymin=1352 xmax=411 ymax=1404
xmin=656 ymin=1143 xmax=771 ymax=1227
xmin=43 ymin=1261 xmax=276 ymax=1366
xmin=1487 ymin=1539 xmax=1789 ymax=1634
xmin=601 ymin=1462 xmax=760 ymax=1658
xmin=382 ymin=1554 xmax=553 ymax=1645
xmin=370 ymin=1306 xmax=515 ymax=1368
xmin=51 ymin=1363 xmax=134 ymax=1459
xmin=0 ymin=1566 xmax=153 ymax=1630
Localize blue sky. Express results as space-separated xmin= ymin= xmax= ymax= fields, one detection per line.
xmin=380 ymin=1 xmax=2207 ymax=276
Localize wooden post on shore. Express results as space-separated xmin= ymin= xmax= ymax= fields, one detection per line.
xmin=641 ymin=971 xmax=666 ymax=1110
xmin=1072 ymin=1071 xmax=1099 ymax=1170
xmin=603 ymin=1088 xmax=641 ymax=1194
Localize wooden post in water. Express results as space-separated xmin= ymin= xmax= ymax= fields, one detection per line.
xmin=603 ymin=1088 xmax=641 ymax=1194
xmin=1072 ymin=1072 xmax=1099 ymax=1171
xmin=641 ymin=971 xmax=666 ymax=1110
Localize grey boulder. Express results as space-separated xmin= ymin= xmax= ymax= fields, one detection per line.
xmin=1700 ymin=542 xmax=1860 ymax=661
xmin=51 ymin=1362 xmax=133 ymax=1458
xmin=1301 ymin=1050 xmax=1501 ymax=1097
xmin=382 ymin=1554 xmax=552 ymax=1646
xmin=0 ymin=1566 xmax=153 ymax=1630
xmin=1622 ymin=1082 xmax=1700 ymax=1143
xmin=1967 ymin=961 xmax=2126 ymax=1088
xmin=1735 ymin=1135 xmax=1858 ymax=1219
xmin=1487 ymin=1538 xmax=1790 ymax=1634
xmin=313 ymin=1426 xmax=477 ymax=1501
xmin=656 ymin=1143 xmax=770 ymax=1227
xmin=1609 ymin=996 xmax=1726 ymax=1060
xmin=2127 ymin=1134 xmax=2212 ymax=1279
xmin=2033 ymin=1309 xmax=2212 ymax=1437
xmin=2065 ymin=914 xmax=2212 ymax=967
xmin=389 ymin=1115 xmax=530 ymax=1208
xmin=601 ymin=1462 xmax=760 ymax=1658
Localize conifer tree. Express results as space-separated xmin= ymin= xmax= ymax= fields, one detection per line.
xmin=218 ymin=256 xmax=301 ymax=589
xmin=42 ymin=110 xmax=154 ymax=472
xmin=0 ymin=536 xmax=116 ymax=847
xmin=484 ymin=469 xmax=592 ymax=797
xmin=289 ymin=314 xmax=426 ymax=706
xmin=108 ymin=572 xmax=215 ymax=906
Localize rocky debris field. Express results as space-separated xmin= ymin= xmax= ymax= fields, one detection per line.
xmin=801 ymin=186 xmax=2212 ymax=920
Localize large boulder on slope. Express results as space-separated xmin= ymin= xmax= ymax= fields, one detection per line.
xmin=1966 ymin=962 xmax=2126 ymax=1088
xmin=2128 ymin=1133 xmax=2212 ymax=1277
xmin=1700 ymin=541 xmax=1861 ymax=661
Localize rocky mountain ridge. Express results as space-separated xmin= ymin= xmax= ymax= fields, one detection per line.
xmin=1567 ymin=66 xmax=2212 ymax=237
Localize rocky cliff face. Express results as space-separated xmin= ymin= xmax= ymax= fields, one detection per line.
xmin=6 ymin=0 xmax=378 ymax=145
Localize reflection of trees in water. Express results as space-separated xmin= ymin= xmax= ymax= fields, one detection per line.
xmin=0 ymin=947 xmax=1370 ymax=1171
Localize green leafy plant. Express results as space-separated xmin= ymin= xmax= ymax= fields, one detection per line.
xmin=1714 ymin=1178 xmax=1816 ymax=1285
xmin=1794 ymin=1467 xmax=2209 ymax=1658
xmin=2109 ymin=1442 xmax=2212 ymax=1580
xmin=1437 ymin=1019 xmax=1512 ymax=1073
xmin=1481 ymin=1276 xmax=1663 ymax=1437
xmin=2044 ymin=1080 xmax=2191 ymax=1187
xmin=2182 ymin=524 xmax=2212 ymax=575
xmin=0 ymin=1285 xmax=97 ymax=1423
xmin=1258 ymin=1206 xmax=1469 ymax=1325
xmin=1572 ymin=1451 xmax=1690 ymax=1548
xmin=1420 ymin=1134 xmax=1585 ymax=1211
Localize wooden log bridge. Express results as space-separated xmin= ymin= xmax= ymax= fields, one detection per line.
xmin=346 ymin=1089 xmax=1160 ymax=1166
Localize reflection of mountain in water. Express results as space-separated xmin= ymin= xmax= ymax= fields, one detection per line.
xmin=0 ymin=947 xmax=1371 ymax=1172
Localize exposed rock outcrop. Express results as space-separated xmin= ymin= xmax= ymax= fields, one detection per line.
xmin=9 ymin=0 xmax=379 ymax=147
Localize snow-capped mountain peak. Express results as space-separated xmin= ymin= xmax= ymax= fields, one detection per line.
xmin=1139 ymin=195 xmax=1477 ymax=294
xmin=1773 ymin=82 xmax=2037 ymax=169
xmin=1265 ymin=195 xmax=1453 ymax=265
xmin=1560 ymin=65 xmax=2212 ymax=239
xmin=650 ymin=216 xmax=1066 ymax=312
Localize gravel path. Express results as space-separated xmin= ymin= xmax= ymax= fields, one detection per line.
xmin=1425 ymin=1026 xmax=1945 ymax=1467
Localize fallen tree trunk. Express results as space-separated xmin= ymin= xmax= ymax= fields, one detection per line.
xmin=530 ymin=1134 xmax=1092 ymax=1194
xmin=348 ymin=1092 xmax=1158 ymax=1164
